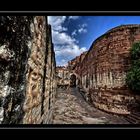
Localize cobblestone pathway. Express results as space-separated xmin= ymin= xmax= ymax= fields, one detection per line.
xmin=52 ymin=87 xmax=130 ymax=124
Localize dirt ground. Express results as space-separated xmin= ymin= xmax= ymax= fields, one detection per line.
xmin=52 ymin=87 xmax=129 ymax=124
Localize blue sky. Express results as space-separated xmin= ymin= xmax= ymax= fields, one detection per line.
xmin=48 ymin=16 xmax=140 ymax=66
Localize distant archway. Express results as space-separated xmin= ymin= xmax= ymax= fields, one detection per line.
xmin=70 ymin=74 xmax=76 ymax=87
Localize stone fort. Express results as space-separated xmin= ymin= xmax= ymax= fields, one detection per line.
xmin=67 ymin=24 xmax=140 ymax=115
xmin=0 ymin=16 xmax=140 ymax=124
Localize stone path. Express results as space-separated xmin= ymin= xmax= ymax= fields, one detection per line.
xmin=52 ymin=87 xmax=130 ymax=124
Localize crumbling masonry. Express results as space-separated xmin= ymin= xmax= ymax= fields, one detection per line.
xmin=0 ymin=16 xmax=56 ymax=124
xmin=68 ymin=25 xmax=140 ymax=115
xmin=1 ymin=17 xmax=140 ymax=124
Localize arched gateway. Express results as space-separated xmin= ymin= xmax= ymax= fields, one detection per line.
xmin=70 ymin=74 xmax=76 ymax=87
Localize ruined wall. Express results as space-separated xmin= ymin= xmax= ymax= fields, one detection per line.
xmin=56 ymin=66 xmax=70 ymax=87
xmin=0 ymin=16 xmax=56 ymax=124
xmin=75 ymin=25 xmax=140 ymax=114
xmin=68 ymin=51 xmax=87 ymax=72
xmin=67 ymin=51 xmax=87 ymax=86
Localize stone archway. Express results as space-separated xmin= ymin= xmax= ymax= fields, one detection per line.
xmin=70 ymin=74 xmax=76 ymax=87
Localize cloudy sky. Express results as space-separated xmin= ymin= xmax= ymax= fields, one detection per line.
xmin=48 ymin=16 xmax=140 ymax=66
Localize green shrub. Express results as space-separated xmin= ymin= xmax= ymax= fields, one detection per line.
xmin=126 ymin=67 xmax=140 ymax=91
xmin=126 ymin=42 xmax=140 ymax=92
xmin=130 ymin=42 xmax=140 ymax=60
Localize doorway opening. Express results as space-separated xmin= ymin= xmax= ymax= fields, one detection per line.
xmin=70 ymin=74 xmax=76 ymax=87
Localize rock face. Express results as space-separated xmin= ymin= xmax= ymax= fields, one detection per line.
xmin=0 ymin=16 xmax=56 ymax=124
xmin=70 ymin=25 xmax=140 ymax=115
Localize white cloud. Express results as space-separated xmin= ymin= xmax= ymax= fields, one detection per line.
xmin=69 ymin=16 xmax=80 ymax=20
xmin=78 ymin=28 xmax=87 ymax=33
xmin=80 ymin=23 xmax=87 ymax=28
xmin=55 ymin=43 xmax=87 ymax=66
xmin=52 ymin=30 xmax=76 ymax=45
xmin=71 ymin=23 xmax=88 ymax=36
xmin=71 ymin=30 xmax=77 ymax=36
xmin=78 ymin=23 xmax=87 ymax=34
xmin=48 ymin=16 xmax=87 ymax=66
xmin=57 ymin=59 xmax=68 ymax=66
xmin=48 ymin=16 xmax=67 ymax=32
xmin=55 ymin=44 xmax=87 ymax=58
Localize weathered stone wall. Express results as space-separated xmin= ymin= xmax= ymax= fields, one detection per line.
xmin=0 ymin=16 xmax=56 ymax=124
xmin=68 ymin=51 xmax=87 ymax=72
xmin=56 ymin=66 xmax=70 ymax=87
xmin=75 ymin=25 xmax=140 ymax=115
xmin=67 ymin=51 xmax=87 ymax=87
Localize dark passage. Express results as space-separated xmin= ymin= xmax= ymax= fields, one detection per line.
xmin=70 ymin=74 xmax=76 ymax=87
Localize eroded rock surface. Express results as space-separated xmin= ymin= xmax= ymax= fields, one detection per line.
xmin=0 ymin=16 xmax=56 ymax=124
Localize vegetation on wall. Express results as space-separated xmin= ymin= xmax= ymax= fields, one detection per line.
xmin=126 ymin=42 xmax=140 ymax=92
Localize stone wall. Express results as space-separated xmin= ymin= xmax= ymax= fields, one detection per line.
xmin=67 ymin=51 xmax=87 ymax=86
xmin=74 ymin=25 xmax=140 ymax=115
xmin=0 ymin=16 xmax=56 ymax=124
xmin=68 ymin=51 xmax=87 ymax=72
xmin=56 ymin=66 xmax=70 ymax=87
